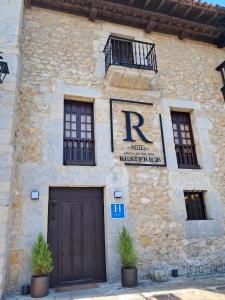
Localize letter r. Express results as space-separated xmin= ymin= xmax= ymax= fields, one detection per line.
xmin=122 ymin=110 xmax=153 ymax=144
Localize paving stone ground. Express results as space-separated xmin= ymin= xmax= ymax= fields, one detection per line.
xmin=6 ymin=274 xmax=225 ymax=300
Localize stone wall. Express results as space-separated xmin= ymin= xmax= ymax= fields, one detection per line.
xmin=6 ymin=5 xmax=225 ymax=294
xmin=0 ymin=0 xmax=24 ymax=298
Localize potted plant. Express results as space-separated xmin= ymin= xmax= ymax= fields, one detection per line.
xmin=30 ymin=233 xmax=53 ymax=298
xmin=119 ymin=226 xmax=138 ymax=288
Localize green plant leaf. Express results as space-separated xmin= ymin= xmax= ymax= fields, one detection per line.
xmin=30 ymin=233 xmax=53 ymax=276
xmin=119 ymin=226 xmax=138 ymax=268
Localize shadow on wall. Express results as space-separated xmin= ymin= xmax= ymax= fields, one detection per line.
xmin=148 ymin=294 xmax=181 ymax=300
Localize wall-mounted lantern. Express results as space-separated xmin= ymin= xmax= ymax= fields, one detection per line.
xmin=114 ymin=191 xmax=122 ymax=199
xmin=0 ymin=53 xmax=9 ymax=84
xmin=216 ymin=61 xmax=225 ymax=101
xmin=31 ymin=191 xmax=39 ymax=200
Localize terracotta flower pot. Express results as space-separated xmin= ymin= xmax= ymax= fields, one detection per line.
xmin=121 ymin=267 xmax=137 ymax=288
xmin=31 ymin=275 xmax=49 ymax=298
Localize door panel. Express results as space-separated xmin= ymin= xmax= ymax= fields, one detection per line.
xmin=48 ymin=188 xmax=106 ymax=287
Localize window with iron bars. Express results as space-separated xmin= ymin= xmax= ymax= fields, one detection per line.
xmin=184 ymin=191 xmax=207 ymax=220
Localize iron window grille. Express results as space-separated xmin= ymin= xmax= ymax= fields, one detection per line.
xmin=171 ymin=111 xmax=199 ymax=169
xmin=64 ymin=100 xmax=95 ymax=166
xmin=184 ymin=191 xmax=207 ymax=220
xmin=103 ymin=35 xmax=157 ymax=74
xmin=216 ymin=61 xmax=225 ymax=101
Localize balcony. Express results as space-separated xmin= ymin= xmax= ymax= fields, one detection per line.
xmin=104 ymin=36 xmax=157 ymax=90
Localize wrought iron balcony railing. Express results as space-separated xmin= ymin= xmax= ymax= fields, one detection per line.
xmin=104 ymin=36 xmax=157 ymax=74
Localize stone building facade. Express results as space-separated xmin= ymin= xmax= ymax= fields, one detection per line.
xmin=1 ymin=0 xmax=225 ymax=297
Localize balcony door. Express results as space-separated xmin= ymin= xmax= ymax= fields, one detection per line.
xmin=111 ymin=38 xmax=134 ymax=66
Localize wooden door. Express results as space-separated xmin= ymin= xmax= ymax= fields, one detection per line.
xmin=48 ymin=188 xmax=106 ymax=287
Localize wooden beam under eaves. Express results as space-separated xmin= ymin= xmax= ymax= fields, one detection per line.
xmin=145 ymin=19 xmax=154 ymax=33
xmin=183 ymin=6 xmax=192 ymax=18
xmin=208 ymin=12 xmax=218 ymax=24
xmin=144 ymin=0 xmax=152 ymax=9
xmin=24 ymin=0 xmax=31 ymax=7
xmin=170 ymin=3 xmax=178 ymax=14
xmin=194 ymin=10 xmax=205 ymax=21
xmin=89 ymin=6 xmax=97 ymax=21
xmin=156 ymin=0 xmax=165 ymax=11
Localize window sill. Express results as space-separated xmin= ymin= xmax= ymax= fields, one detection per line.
xmin=185 ymin=219 xmax=223 ymax=238
xmin=64 ymin=161 xmax=96 ymax=166
xmin=185 ymin=219 xmax=213 ymax=221
xmin=178 ymin=165 xmax=201 ymax=170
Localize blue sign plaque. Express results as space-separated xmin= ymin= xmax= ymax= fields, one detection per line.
xmin=111 ymin=203 xmax=125 ymax=219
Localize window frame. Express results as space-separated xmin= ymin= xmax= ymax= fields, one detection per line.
xmin=171 ymin=111 xmax=200 ymax=169
xmin=184 ymin=191 xmax=207 ymax=221
xmin=63 ymin=100 xmax=95 ymax=166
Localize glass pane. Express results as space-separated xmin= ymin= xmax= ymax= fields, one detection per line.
xmin=185 ymin=125 xmax=189 ymax=131
xmin=65 ymin=131 xmax=70 ymax=138
xmin=87 ymin=124 xmax=91 ymax=131
xmin=71 ymin=114 xmax=76 ymax=122
xmin=87 ymin=116 xmax=91 ymax=123
xmin=81 ymin=132 xmax=86 ymax=138
xmin=182 ymin=139 xmax=187 ymax=144
xmin=175 ymin=138 xmax=179 ymax=144
xmin=187 ymin=139 xmax=192 ymax=145
xmin=81 ymin=115 xmax=86 ymax=122
xmin=81 ymin=124 xmax=86 ymax=131
xmin=180 ymin=124 xmax=184 ymax=130
xmin=174 ymin=131 xmax=178 ymax=137
xmin=65 ymin=122 xmax=70 ymax=130
xmin=173 ymin=123 xmax=177 ymax=130
xmin=71 ymin=131 xmax=77 ymax=138
xmin=181 ymin=132 xmax=185 ymax=138
xmin=87 ymin=132 xmax=92 ymax=139
xmin=66 ymin=114 xmax=70 ymax=121
xmin=71 ymin=123 xmax=76 ymax=130
xmin=186 ymin=132 xmax=190 ymax=138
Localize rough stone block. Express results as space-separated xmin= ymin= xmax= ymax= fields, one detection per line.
xmin=149 ymin=268 xmax=169 ymax=282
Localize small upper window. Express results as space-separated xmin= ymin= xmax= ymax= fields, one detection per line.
xmin=184 ymin=191 xmax=207 ymax=220
xmin=64 ymin=100 xmax=95 ymax=166
xmin=171 ymin=112 xmax=199 ymax=169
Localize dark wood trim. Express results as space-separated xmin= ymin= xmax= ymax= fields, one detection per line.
xmin=24 ymin=0 xmax=31 ymax=8
xmin=48 ymin=187 xmax=106 ymax=286
xmin=63 ymin=100 xmax=95 ymax=166
xmin=171 ymin=111 xmax=199 ymax=169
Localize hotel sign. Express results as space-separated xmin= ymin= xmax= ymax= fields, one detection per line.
xmin=110 ymin=99 xmax=167 ymax=167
